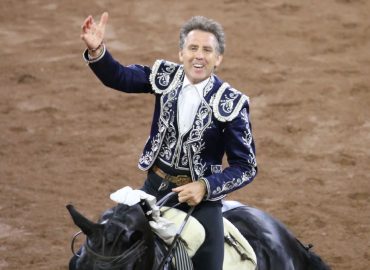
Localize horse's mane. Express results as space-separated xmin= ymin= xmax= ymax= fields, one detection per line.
xmin=307 ymin=250 xmax=331 ymax=270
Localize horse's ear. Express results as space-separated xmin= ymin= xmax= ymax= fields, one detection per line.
xmin=66 ymin=204 xmax=101 ymax=236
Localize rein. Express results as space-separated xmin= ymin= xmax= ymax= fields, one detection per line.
xmin=70 ymin=192 xmax=194 ymax=270
xmin=71 ymin=204 xmax=149 ymax=270
xmin=72 ymin=230 xmax=147 ymax=269
xmin=71 ymin=230 xmax=83 ymax=257
xmin=85 ymin=238 xmax=147 ymax=269
xmin=156 ymin=192 xmax=195 ymax=270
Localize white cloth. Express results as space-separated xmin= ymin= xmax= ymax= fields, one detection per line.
xmin=178 ymin=76 xmax=209 ymax=135
xmin=110 ymin=186 xmax=177 ymax=244
xmin=110 ymin=186 xmax=157 ymax=214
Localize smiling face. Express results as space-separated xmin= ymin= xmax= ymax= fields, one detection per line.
xmin=179 ymin=30 xmax=223 ymax=84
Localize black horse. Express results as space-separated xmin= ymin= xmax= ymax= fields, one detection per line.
xmin=67 ymin=199 xmax=331 ymax=270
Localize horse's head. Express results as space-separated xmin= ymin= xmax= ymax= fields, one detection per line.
xmin=67 ymin=202 xmax=155 ymax=270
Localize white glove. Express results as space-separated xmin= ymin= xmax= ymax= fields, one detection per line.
xmin=149 ymin=217 xmax=177 ymax=244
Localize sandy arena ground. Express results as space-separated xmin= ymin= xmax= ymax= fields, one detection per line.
xmin=0 ymin=0 xmax=369 ymax=269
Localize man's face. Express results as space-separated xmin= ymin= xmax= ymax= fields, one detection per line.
xmin=179 ymin=30 xmax=223 ymax=84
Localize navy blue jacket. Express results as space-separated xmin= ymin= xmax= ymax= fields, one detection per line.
xmin=84 ymin=48 xmax=257 ymax=200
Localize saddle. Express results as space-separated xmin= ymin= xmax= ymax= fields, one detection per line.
xmin=160 ymin=207 xmax=257 ymax=270
xmin=109 ymin=187 xmax=257 ymax=269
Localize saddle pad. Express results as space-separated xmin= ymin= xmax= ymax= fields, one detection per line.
xmin=223 ymin=218 xmax=257 ymax=270
xmin=161 ymin=207 xmax=257 ymax=270
xmin=161 ymin=207 xmax=205 ymax=257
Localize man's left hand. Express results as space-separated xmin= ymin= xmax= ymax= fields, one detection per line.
xmin=172 ymin=181 xmax=206 ymax=206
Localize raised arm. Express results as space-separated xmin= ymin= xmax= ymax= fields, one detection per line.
xmin=80 ymin=12 xmax=153 ymax=93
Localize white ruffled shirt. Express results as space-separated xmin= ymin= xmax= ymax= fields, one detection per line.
xmin=178 ymin=76 xmax=210 ymax=135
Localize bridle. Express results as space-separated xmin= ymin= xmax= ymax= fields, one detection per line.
xmin=70 ymin=192 xmax=193 ymax=270
xmin=71 ymin=218 xmax=149 ymax=270
xmin=85 ymin=238 xmax=147 ymax=269
xmin=71 ymin=230 xmax=148 ymax=269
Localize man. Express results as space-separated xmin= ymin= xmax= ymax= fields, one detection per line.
xmin=81 ymin=12 xmax=257 ymax=270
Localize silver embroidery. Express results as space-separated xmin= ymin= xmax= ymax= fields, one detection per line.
xmin=213 ymin=83 xmax=249 ymax=122
xmin=191 ymin=141 xmax=206 ymax=178
xmin=180 ymin=144 xmax=189 ymax=166
xmin=139 ymin=80 xmax=181 ymax=169
xmin=206 ymin=119 xmax=217 ymax=130
xmin=210 ymin=103 xmax=257 ymax=196
xmin=209 ymin=94 xmax=216 ymax=107
xmin=203 ymin=76 xmax=215 ymax=97
xmin=241 ymin=109 xmax=252 ymax=146
xmin=242 ymin=130 xmax=253 ymax=146
xmin=211 ymin=165 xmax=223 ymax=174
xmin=139 ymin=132 xmax=162 ymax=165
xmin=212 ymin=167 xmax=257 ymax=196
xmin=240 ymin=108 xmax=255 ymax=167
xmin=158 ymin=64 xmax=176 ymax=87
xmin=188 ymin=102 xmax=211 ymax=142
xmin=249 ymin=151 xmax=257 ymax=167
xmin=240 ymin=108 xmax=249 ymax=124
xmin=220 ymin=90 xmax=239 ymax=114
xmin=173 ymin=99 xmax=212 ymax=169
xmin=159 ymin=115 xmax=177 ymax=160
xmin=161 ymin=89 xmax=178 ymax=123
xmin=149 ymin=60 xmax=184 ymax=94
xmin=140 ymin=61 xmax=188 ymax=170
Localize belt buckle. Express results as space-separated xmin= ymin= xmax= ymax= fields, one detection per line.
xmin=175 ymin=175 xmax=190 ymax=186
xmin=158 ymin=179 xmax=170 ymax=191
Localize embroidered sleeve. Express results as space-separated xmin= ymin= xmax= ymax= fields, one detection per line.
xmin=85 ymin=49 xmax=153 ymax=93
xmin=149 ymin=60 xmax=184 ymax=94
xmin=204 ymin=99 xmax=258 ymax=200
xmin=212 ymin=83 xmax=249 ymax=122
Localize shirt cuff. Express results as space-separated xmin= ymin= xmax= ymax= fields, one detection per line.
xmin=199 ymin=177 xmax=211 ymax=200
xmin=82 ymin=43 xmax=106 ymax=64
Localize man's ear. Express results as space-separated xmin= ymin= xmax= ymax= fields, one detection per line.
xmin=215 ymin=54 xmax=223 ymax=68
xmin=178 ymin=50 xmax=184 ymax=63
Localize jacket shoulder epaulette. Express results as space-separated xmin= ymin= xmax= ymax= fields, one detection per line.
xmin=149 ymin=60 xmax=184 ymax=94
xmin=213 ymin=83 xmax=249 ymax=122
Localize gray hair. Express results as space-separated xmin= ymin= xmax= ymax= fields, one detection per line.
xmin=179 ymin=16 xmax=225 ymax=55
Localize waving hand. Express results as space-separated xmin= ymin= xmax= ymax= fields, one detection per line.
xmin=81 ymin=12 xmax=109 ymax=51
